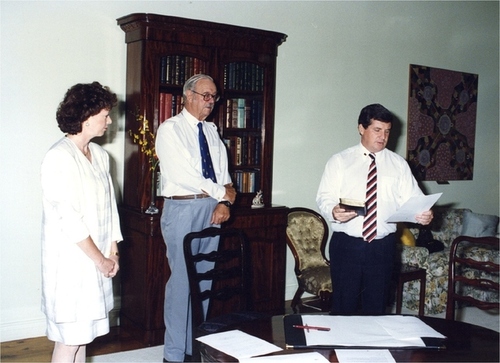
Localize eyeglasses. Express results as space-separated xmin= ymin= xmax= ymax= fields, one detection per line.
xmin=191 ymin=90 xmax=220 ymax=102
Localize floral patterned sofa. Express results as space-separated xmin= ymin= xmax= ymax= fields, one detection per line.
xmin=398 ymin=208 xmax=499 ymax=315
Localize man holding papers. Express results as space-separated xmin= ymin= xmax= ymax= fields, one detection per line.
xmin=316 ymin=104 xmax=433 ymax=314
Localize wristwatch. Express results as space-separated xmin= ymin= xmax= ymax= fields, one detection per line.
xmin=218 ymin=200 xmax=232 ymax=208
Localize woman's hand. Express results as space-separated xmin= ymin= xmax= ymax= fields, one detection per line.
xmin=95 ymin=257 xmax=116 ymax=278
xmin=108 ymin=254 xmax=120 ymax=278
xmin=77 ymin=237 xmax=120 ymax=278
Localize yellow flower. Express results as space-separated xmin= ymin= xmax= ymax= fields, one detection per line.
xmin=128 ymin=112 xmax=159 ymax=171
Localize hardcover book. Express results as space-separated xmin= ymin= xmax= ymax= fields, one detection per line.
xmin=339 ymin=198 xmax=366 ymax=216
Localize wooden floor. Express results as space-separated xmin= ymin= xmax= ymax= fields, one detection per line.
xmin=0 ymin=301 xmax=309 ymax=362
xmin=0 ymin=326 xmax=148 ymax=363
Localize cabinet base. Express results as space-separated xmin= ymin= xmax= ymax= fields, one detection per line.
xmin=120 ymin=314 xmax=165 ymax=347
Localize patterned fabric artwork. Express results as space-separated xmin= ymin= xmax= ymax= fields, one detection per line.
xmin=407 ymin=64 xmax=478 ymax=181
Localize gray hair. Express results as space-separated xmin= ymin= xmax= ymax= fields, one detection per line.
xmin=183 ymin=74 xmax=214 ymax=100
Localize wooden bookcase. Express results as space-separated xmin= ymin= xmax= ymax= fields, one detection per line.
xmin=117 ymin=13 xmax=287 ymax=345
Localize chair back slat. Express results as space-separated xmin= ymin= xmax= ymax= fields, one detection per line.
xmin=454 ymin=257 xmax=499 ymax=274
xmin=183 ymin=227 xmax=253 ymax=360
xmin=446 ymin=235 xmax=500 ymax=320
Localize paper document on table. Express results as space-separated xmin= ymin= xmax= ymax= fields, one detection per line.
xmin=196 ymin=330 xmax=282 ymax=359
xmin=386 ymin=193 xmax=442 ymax=223
xmin=240 ymin=352 xmax=329 ymax=362
xmin=373 ymin=316 xmax=445 ymax=340
xmin=290 ymin=315 xmax=445 ymax=348
xmin=335 ymin=349 xmax=396 ymax=363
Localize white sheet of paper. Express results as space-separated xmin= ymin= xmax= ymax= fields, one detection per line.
xmin=386 ymin=193 xmax=442 ymax=223
xmin=240 ymin=352 xmax=329 ymax=363
xmin=335 ymin=349 xmax=396 ymax=363
xmin=374 ymin=315 xmax=445 ymax=340
xmin=196 ymin=330 xmax=282 ymax=359
xmin=300 ymin=315 xmax=445 ymax=348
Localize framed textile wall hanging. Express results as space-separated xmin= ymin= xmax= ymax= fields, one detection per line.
xmin=407 ymin=64 xmax=478 ymax=182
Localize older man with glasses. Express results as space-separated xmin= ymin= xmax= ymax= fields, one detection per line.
xmin=155 ymin=74 xmax=236 ymax=362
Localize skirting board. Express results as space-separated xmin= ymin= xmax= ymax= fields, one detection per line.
xmin=0 ymin=317 xmax=47 ymax=342
xmin=2 ymin=288 xmax=297 ymax=342
xmin=0 ymin=308 xmax=120 ymax=343
xmin=286 ymin=283 xmax=313 ymax=301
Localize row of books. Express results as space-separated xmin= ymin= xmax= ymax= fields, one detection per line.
xmin=224 ymin=135 xmax=261 ymax=166
xmin=231 ymin=170 xmax=261 ymax=193
xmin=225 ymin=98 xmax=263 ymax=129
xmin=224 ymin=62 xmax=264 ymax=91
xmin=159 ymin=93 xmax=184 ymax=122
xmin=160 ymin=56 xmax=207 ymax=85
xmin=159 ymin=56 xmax=265 ymax=93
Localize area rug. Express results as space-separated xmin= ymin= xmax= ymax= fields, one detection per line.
xmin=87 ymin=345 xmax=163 ymax=362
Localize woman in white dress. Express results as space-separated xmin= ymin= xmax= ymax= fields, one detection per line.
xmin=41 ymin=82 xmax=123 ymax=363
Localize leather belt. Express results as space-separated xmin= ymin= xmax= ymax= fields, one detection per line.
xmin=167 ymin=194 xmax=209 ymax=200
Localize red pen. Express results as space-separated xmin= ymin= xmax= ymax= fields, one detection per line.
xmin=293 ymin=324 xmax=331 ymax=332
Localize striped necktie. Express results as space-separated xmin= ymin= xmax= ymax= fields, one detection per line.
xmin=198 ymin=122 xmax=217 ymax=183
xmin=363 ymin=153 xmax=377 ymax=242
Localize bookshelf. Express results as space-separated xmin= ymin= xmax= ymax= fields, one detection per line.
xmin=117 ymin=13 xmax=287 ymax=345
xmin=223 ymin=62 xmax=264 ymax=196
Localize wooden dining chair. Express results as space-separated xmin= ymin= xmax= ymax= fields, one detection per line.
xmin=183 ymin=227 xmax=266 ymax=362
xmin=445 ymin=235 xmax=499 ymax=320
xmin=286 ymin=207 xmax=332 ymax=313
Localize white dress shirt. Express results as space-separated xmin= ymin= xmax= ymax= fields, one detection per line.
xmin=316 ymin=143 xmax=424 ymax=239
xmin=156 ymin=109 xmax=231 ymax=200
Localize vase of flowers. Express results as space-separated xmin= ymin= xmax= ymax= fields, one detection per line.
xmin=129 ymin=111 xmax=160 ymax=214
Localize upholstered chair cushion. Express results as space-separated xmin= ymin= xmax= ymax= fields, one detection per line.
xmin=287 ymin=212 xmax=329 ymax=271
xmin=428 ymin=208 xmax=469 ymax=248
xmin=297 ymin=265 xmax=332 ymax=294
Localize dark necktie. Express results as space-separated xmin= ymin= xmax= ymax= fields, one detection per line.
xmin=198 ymin=122 xmax=217 ymax=183
xmin=363 ymin=153 xmax=377 ymax=242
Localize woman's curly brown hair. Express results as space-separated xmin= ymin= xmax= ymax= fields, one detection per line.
xmin=56 ymin=82 xmax=118 ymax=134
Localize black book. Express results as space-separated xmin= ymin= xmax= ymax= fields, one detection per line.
xmin=339 ymin=198 xmax=366 ymax=216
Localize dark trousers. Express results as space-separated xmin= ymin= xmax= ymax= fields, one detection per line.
xmin=329 ymin=232 xmax=396 ymax=314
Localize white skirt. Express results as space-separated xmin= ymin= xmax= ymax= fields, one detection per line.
xmin=46 ymin=317 xmax=109 ymax=345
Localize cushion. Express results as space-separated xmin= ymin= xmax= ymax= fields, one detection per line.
xmin=461 ymin=210 xmax=499 ymax=237
xmin=287 ymin=212 xmax=328 ymax=269
xmin=298 ymin=265 xmax=332 ymax=295
xmin=430 ymin=208 xmax=470 ymax=247
xmin=397 ymin=224 xmax=416 ymax=247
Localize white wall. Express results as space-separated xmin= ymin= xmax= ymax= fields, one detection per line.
xmin=1 ymin=0 xmax=498 ymax=342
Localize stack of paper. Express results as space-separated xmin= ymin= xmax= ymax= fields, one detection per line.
xmin=294 ymin=315 xmax=446 ymax=348
xmin=386 ymin=193 xmax=442 ymax=223
xmin=197 ymin=330 xmax=330 ymax=362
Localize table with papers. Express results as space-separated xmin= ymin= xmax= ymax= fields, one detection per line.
xmin=197 ymin=314 xmax=499 ymax=362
